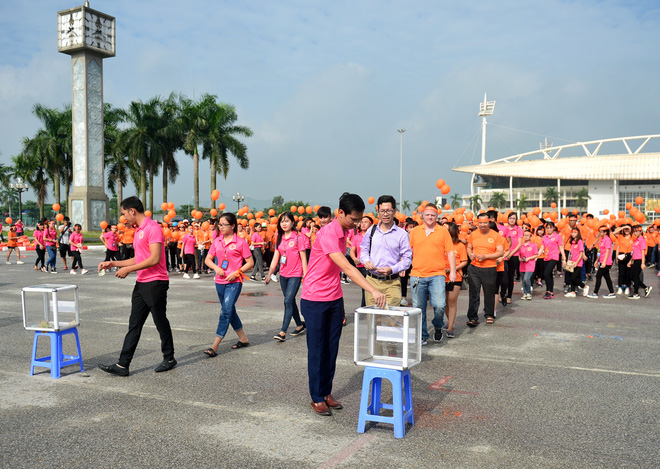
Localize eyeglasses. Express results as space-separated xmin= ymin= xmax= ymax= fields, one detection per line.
xmin=218 ymin=223 xmax=231 ymax=228
xmin=378 ymin=209 xmax=394 ymax=215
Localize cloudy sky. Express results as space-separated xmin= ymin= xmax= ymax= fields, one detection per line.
xmin=1 ymin=0 xmax=659 ymax=210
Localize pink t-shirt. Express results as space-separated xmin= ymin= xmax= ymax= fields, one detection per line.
xmin=181 ymin=233 xmax=196 ymax=255
xmin=69 ymin=232 xmax=83 ymax=252
xmin=134 ymin=217 xmax=169 ymax=283
xmin=598 ymin=236 xmax=613 ymax=266
xmin=569 ymin=240 xmax=584 ymax=267
xmin=506 ymin=225 xmax=523 ymax=255
xmin=300 ymin=227 xmax=312 ymax=250
xmin=34 ymin=229 xmax=44 ymax=247
xmin=103 ymin=232 xmax=118 ymax=251
xmin=301 ymin=219 xmax=346 ymax=302
xmin=251 ymin=232 xmax=264 ymax=247
xmin=278 ymin=232 xmax=305 ymax=278
xmin=518 ymin=242 xmax=538 ymax=272
xmin=352 ymin=231 xmax=365 ymax=268
xmin=632 ymin=236 xmax=646 ymax=260
xmin=207 ymin=234 xmax=251 ymax=284
xmin=542 ymin=233 xmax=563 ymax=261
xmin=44 ymin=228 xmax=57 ymax=246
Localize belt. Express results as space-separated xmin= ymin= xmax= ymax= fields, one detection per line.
xmin=367 ymin=272 xmax=398 ymax=281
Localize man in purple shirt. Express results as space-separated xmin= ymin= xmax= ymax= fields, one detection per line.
xmin=359 ymin=195 xmax=412 ymax=306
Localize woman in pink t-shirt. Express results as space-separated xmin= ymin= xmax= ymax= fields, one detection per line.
xmin=564 ymin=228 xmax=587 ymax=297
xmin=588 ymin=225 xmax=615 ymax=298
xmin=181 ymin=225 xmax=198 ymax=278
xmin=519 ymin=229 xmax=539 ymax=300
xmin=538 ymin=222 xmax=566 ymax=299
xmin=249 ymin=224 xmax=266 ymax=281
xmin=203 ymin=212 xmax=254 ymax=357
xmin=43 ymin=220 xmax=59 ymax=273
xmin=628 ymin=225 xmax=650 ymax=299
xmin=100 ymin=226 xmax=119 ymax=263
xmin=32 ymin=220 xmax=46 ymax=271
xmin=265 ymin=212 xmax=308 ymax=341
xmin=349 ymin=215 xmax=373 ymax=308
xmin=300 ymin=217 xmax=314 ymax=261
xmin=69 ymin=224 xmax=89 ymax=275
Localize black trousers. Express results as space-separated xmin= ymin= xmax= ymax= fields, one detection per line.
xmin=183 ymin=253 xmax=197 ymax=273
xmin=118 ymin=281 xmax=174 ymax=367
xmin=544 ymin=259 xmax=558 ymax=292
xmin=630 ymin=259 xmax=647 ymax=294
xmin=167 ymin=242 xmax=178 ymax=270
xmin=71 ymin=251 xmax=84 ymax=270
xmin=618 ymin=254 xmax=632 ymax=288
xmin=505 ymin=256 xmax=519 ymax=299
xmin=569 ymin=268 xmax=585 ymax=292
xmin=35 ymin=247 xmax=46 ymax=268
xmin=594 ymin=264 xmax=614 ymax=294
xmin=467 ymin=265 xmax=497 ymax=320
xmin=104 ymin=249 xmax=118 ymax=262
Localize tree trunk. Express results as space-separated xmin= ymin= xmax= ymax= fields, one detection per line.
xmin=140 ymin=157 xmax=147 ymax=204
xmin=210 ymin=158 xmax=216 ymax=209
xmin=148 ymin=167 xmax=154 ymax=212
xmin=162 ymin=164 xmax=168 ymax=205
xmin=53 ymin=172 xmax=61 ymax=207
xmin=117 ymin=172 xmax=123 ymax=212
xmin=193 ymin=147 xmax=199 ymax=210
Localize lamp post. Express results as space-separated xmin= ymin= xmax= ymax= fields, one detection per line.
xmin=397 ymin=129 xmax=405 ymax=208
xmin=10 ymin=177 xmax=29 ymax=222
xmin=232 ymin=192 xmax=245 ymax=211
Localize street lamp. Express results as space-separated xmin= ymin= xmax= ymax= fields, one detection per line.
xmin=9 ymin=177 xmax=29 ymax=222
xmin=232 ymin=191 xmax=245 ymax=211
xmin=397 ymin=129 xmax=405 ymax=209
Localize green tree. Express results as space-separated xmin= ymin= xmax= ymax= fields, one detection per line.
xmin=105 ymin=104 xmax=130 ymax=207
xmin=489 ymin=191 xmax=506 ymax=210
xmin=450 ymin=193 xmax=462 ymax=209
xmin=13 ymin=138 xmax=51 ymax=219
xmin=515 ymin=194 xmax=530 ymax=212
xmin=575 ymin=188 xmax=590 ymax=210
xmin=470 ymin=195 xmax=482 ymax=212
xmin=545 ymin=186 xmax=560 ymax=204
xmin=0 ymin=187 xmax=17 ymax=218
xmin=402 ymin=200 xmax=411 ymax=213
xmin=156 ymin=93 xmax=182 ymax=205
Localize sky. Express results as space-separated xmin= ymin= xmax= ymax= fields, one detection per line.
xmin=1 ymin=0 xmax=659 ymax=211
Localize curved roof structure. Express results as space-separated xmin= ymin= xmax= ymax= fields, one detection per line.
xmin=453 ymin=135 xmax=660 ymax=180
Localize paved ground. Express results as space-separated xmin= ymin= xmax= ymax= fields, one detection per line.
xmin=1 ymin=251 xmax=659 ymax=468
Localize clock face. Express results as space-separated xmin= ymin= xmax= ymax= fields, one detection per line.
xmin=84 ymin=11 xmax=115 ymax=53
xmin=58 ymin=10 xmax=84 ymax=49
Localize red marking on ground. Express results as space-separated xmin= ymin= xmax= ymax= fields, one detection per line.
xmin=318 ymin=433 xmax=375 ymax=468
xmin=428 ymin=376 xmax=452 ymax=390
xmin=435 ymin=388 xmax=480 ymax=396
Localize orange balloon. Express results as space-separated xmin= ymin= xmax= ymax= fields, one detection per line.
xmin=334 ymin=209 xmax=339 ymax=217
xmin=603 ymin=209 xmax=609 ymax=215
xmin=561 ymin=208 xmax=569 ymax=216
xmin=456 ymin=207 xmax=466 ymax=214
xmin=211 ymin=189 xmax=220 ymax=201
xmin=610 ymin=214 xmax=616 ymax=220
xmin=313 ymin=205 xmax=320 ymax=212
xmin=210 ymin=209 xmax=218 ymax=217
xmin=517 ymin=219 xmax=523 ymax=226
xmin=168 ymin=210 xmax=176 ymax=218
xmin=298 ymin=206 xmax=305 ymax=214
xmin=460 ymin=222 xmax=469 ymax=232
xmin=167 ymin=202 xmax=174 ymax=210
xmin=240 ymin=219 xmax=247 ymax=226
xmin=248 ymin=219 xmax=256 ymax=228
xmin=618 ymin=210 xmax=626 ymax=219
xmin=247 ymin=212 xmax=254 ymax=219
xmin=195 ymin=211 xmax=203 ymax=220
xmin=655 ymin=218 xmax=660 ymax=226
xmin=454 ymin=214 xmax=464 ymax=224
xmin=218 ymin=203 xmax=226 ymax=210
xmin=550 ymin=202 xmax=557 ymax=208
xmin=117 ymin=223 xmax=125 ymax=230
xmin=436 ymin=179 xmax=446 ymax=189
xmin=290 ymin=205 xmax=297 ymax=213
xmin=306 ymin=206 xmax=313 ymax=214
xmin=268 ymin=209 xmax=276 ymax=216
xmin=270 ymin=216 xmax=278 ymax=224
xmin=635 ymin=196 xmax=644 ymax=205
xmin=5 ymin=217 xmax=12 ymax=224
xmin=52 ymin=203 xmax=61 ymax=212
xmin=550 ymin=211 xmax=558 ymax=220
xmin=533 ymin=207 xmax=541 ymax=215
xmin=625 ymin=202 xmax=632 ymax=210
xmin=440 ymin=184 xmax=451 ymax=195
xmin=466 ymin=212 xmax=474 ymax=221
xmin=443 ymin=203 xmax=451 ymax=211
xmin=368 ymin=197 xmax=375 ymax=205
xmin=256 ymin=211 xmax=263 ymax=218
xmin=163 ymin=228 xmax=171 ymax=237
xmin=655 ymin=207 xmax=660 ymax=214
xmin=163 ymin=215 xmax=171 ymax=223
xmin=145 ymin=210 xmax=152 ymax=218
xmin=161 ymin=202 xmax=168 ymax=211
xmin=100 ymin=221 xmax=108 ymax=229
xmin=54 ymin=213 xmax=64 ymax=222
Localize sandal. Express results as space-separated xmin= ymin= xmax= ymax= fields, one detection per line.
xmin=231 ymin=341 xmax=249 ymax=349
xmin=486 ymin=317 xmax=495 ymax=324
xmin=466 ymin=319 xmax=479 ymax=327
xmin=203 ymin=348 xmax=217 ymax=357
xmin=273 ymin=334 xmax=286 ymax=342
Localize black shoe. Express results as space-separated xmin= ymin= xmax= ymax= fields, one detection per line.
xmin=290 ymin=324 xmax=306 ymax=336
xmin=434 ymin=330 xmax=443 ymax=342
xmin=98 ymin=363 xmax=129 ymax=377
xmin=501 ymin=296 xmax=507 ymax=307
xmin=154 ymin=358 xmax=177 ymax=372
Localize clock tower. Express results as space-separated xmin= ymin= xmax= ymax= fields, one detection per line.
xmin=58 ymin=2 xmax=115 ymax=230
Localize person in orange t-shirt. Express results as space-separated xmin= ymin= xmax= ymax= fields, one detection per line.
xmin=466 ymin=212 xmax=504 ymax=326
xmin=444 ymin=223 xmax=468 ymax=338
xmin=121 ymin=226 xmax=136 ymax=261
xmin=409 ymin=204 xmax=456 ymax=343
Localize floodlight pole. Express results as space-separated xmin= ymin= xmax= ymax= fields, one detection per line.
xmin=398 ymin=129 xmax=406 ymax=208
xmin=479 ymin=93 xmax=496 ymax=165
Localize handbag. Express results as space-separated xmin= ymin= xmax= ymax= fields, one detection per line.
xmin=460 ymin=275 xmax=469 ymax=290
xmin=565 ymin=260 xmax=577 ymax=273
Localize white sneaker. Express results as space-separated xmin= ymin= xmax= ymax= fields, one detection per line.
xmin=616 ymin=287 xmax=623 ymax=295
xmin=193 ymin=273 xmax=200 ymax=279
xmin=400 ymin=298 xmax=408 ymax=306
xmin=270 ymin=274 xmax=278 ymax=282
xmin=564 ymin=291 xmax=576 ymax=297
xmin=5 ymin=262 xmax=10 ymax=265
xmin=624 ymin=287 xmax=630 ymax=296
xmin=70 ymin=270 xmax=77 ymax=275
xmin=17 ymin=261 xmax=24 ymax=265
xmin=183 ymin=273 xmax=190 ymax=279
xmin=81 ymin=269 xmax=88 ymax=275
xmin=582 ymin=285 xmax=589 ymax=297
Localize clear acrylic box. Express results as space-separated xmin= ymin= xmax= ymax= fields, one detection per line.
xmin=354 ymin=305 xmax=422 ymax=370
xmin=22 ymin=284 xmax=80 ymax=332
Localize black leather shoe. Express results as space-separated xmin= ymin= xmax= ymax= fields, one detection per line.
xmin=98 ymin=363 xmax=129 ymax=377
xmin=155 ymin=358 xmax=177 ymax=372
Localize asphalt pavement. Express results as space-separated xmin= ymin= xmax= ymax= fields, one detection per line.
xmin=1 ymin=250 xmax=658 ymax=468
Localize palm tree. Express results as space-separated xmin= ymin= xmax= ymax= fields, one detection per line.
xmin=0 ymin=187 xmax=17 ymax=218
xmin=470 ymin=195 xmax=482 ymax=212
xmin=0 ymin=162 xmax=13 ymax=187
xmin=413 ymin=200 xmax=423 ymax=211
xmin=450 ymin=193 xmax=462 ymax=209
xmin=489 ymin=191 xmax=506 ymax=210
xmin=545 ymin=186 xmax=560 ymax=204
xmin=202 ymin=102 xmax=252 ymax=208
xmin=155 ymin=93 xmax=182 ymax=205
xmin=575 ymin=188 xmax=590 ymax=210
xmin=105 ymin=103 xmax=130 ymax=210
xmin=402 ymin=200 xmax=411 ymax=213
xmin=516 ymin=194 xmax=530 ymax=212
xmin=14 ymin=138 xmax=51 ymax=219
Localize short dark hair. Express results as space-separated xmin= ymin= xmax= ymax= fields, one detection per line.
xmin=486 ymin=209 xmax=498 ymax=221
xmin=477 ymin=212 xmax=490 ymax=220
xmin=339 ymin=192 xmax=365 ymax=215
xmin=376 ymin=195 xmax=396 ymax=210
xmin=568 ymin=213 xmax=578 ymax=219
xmin=218 ymin=212 xmax=238 ymax=234
xmin=317 ymin=206 xmax=331 ymax=218
xmin=121 ymin=196 xmax=144 ymax=213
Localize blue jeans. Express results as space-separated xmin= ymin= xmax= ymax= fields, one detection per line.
xmin=46 ymin=246 xmax=57 ymax=270
xmin=411 ymin=275 xmax=446 ymax=340
xmin=280 ymin=275 xmax=303 ymax=333
xmin=522 ymin=271 xmax=534 ymax=295
xmin=214 ymin=282 xmax=243 ymax=338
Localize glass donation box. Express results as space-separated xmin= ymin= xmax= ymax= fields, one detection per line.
xmin=22 ymin=284 xmax=80 ymax=332
xmin=354 ymin=305 xmax=422 ymax=370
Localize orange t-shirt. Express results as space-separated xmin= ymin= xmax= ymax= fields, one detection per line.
xmin=645 ymin=233 xmax=656 ymax=248
xmin=7 ymin=231 xmax=18 ymax=248
xmin=409 ymin=225 xmax=454 ymax=278
xmin=497 ymin=238 xmax=510 ymax=272
xmin=445 ymin=242 xmax=467 ymax=281
xmin=616 ymin=235 xmax=633 ymax=254
xmin=468 ymin=229 xmax=505 ymax=269
xmin=123 ymin=228 xmax=135 ymax=244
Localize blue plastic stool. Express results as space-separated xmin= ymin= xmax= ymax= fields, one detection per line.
xmin=30 ymin=328 xmax=84 ymax=379
xmin=357 ymin=366 xmax=414 ymax=438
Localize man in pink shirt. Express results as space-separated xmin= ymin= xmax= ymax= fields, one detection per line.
xmin=97 ymin=196 xmax=175 ymax=376
xmin=301 ymin=193 xmax=386 ymax=416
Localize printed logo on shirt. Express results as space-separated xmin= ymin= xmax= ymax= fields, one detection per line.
xmin=139 ymin=232 xmax=144 ymax=239
xmin=229 ymin=244 xmax=236 ymax=250
xmin=288 ymin=241 xmax=295 ymax=247
xmin=488 ymin=238 xmax=494 ymax=243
